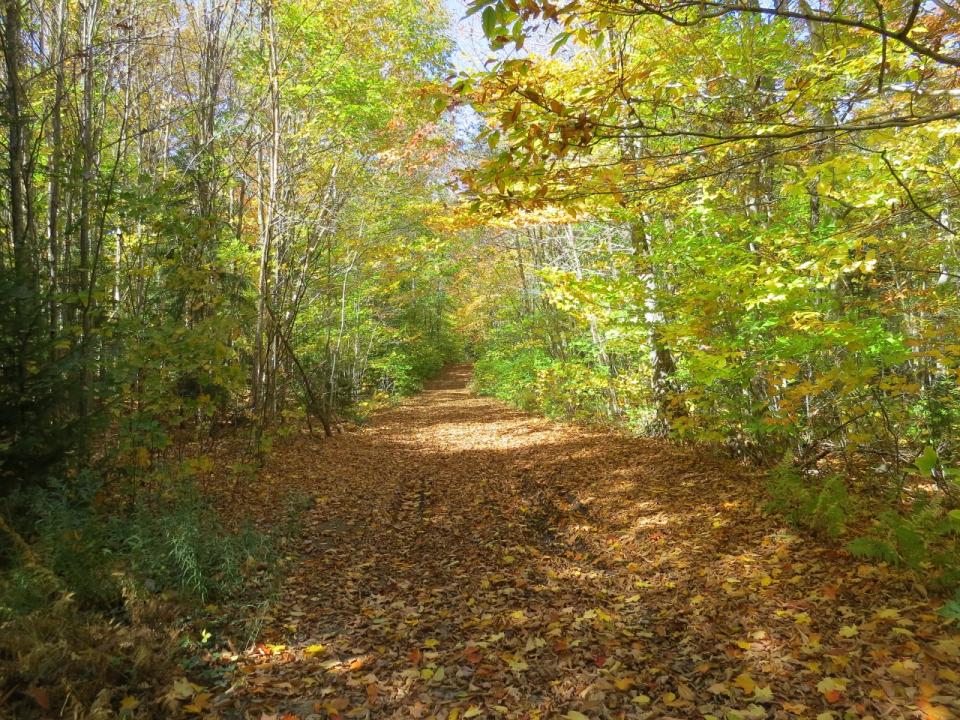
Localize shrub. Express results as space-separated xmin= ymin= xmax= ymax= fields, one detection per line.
xmin=535 ymin=359 xmax=613 ymax=423
xmin=368 ymin=338 xmax=457 ymax=398
xmin=119 ymin=483 xmax=272 ymax=602
xmin=473 ymin=347 xmax=552 ymax=410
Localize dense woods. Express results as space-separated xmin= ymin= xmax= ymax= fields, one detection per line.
xmin=456 ymin=0 xmax=960 ymax=581
xmin=0 ymin=0 xmax=456 ymax=491
xmin=2 ymin=0 xmax=960 ymax=717
xmin=0 ymin=0 xmax=460 ymax=711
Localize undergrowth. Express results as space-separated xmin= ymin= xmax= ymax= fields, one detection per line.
xmin=0 ymin=466 xmax=300 ymax=718
xmin=766 ymin=461 xmax=960 ymax=610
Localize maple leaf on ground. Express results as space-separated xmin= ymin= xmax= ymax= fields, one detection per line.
xmin=816 ymin=677 xmax=849 ymax=703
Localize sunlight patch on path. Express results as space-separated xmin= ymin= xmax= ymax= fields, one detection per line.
xmin=221 ymin=365 xmax=960 ymax=720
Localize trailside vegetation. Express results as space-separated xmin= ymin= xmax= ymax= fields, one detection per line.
xmin=452 ymin=0 xmax=960 ymax=593
xmin=0 ymin=0 xmax=457 ymax=713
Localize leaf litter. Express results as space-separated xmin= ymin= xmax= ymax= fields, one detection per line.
xmin=203 ymin=366 xmax=959 ymax=720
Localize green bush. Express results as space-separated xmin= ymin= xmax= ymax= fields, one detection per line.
xmin=119 ymin=483 xmax=271 ymax=602
xmin=367 ymin=336 xmax=458 ymax=398
xmin=763 ymin=462 xmax=960 ymax=590
xmin=474 ymin=347 xmax=553 ymax=409
xmin=535 ymin=359 xmax=613 ymax=422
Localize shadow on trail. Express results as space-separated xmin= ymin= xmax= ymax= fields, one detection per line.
xmin=223 ymin=365 xmax=955 ymax=720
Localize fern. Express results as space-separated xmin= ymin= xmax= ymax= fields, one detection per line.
xmin=939 ymin=591 xmax=960 ymax=621
xmin=846 ymin=536 xmax=899 ymax=564
xmin=766 ymin=466 xmax=848 ymax=538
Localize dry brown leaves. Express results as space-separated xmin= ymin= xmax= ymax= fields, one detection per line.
xmin=199 ymin=366 xmax=959 ymax=720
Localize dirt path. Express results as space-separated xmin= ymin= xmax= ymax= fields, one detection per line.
xmin=222 ymin=366 xmax=959 ymax=720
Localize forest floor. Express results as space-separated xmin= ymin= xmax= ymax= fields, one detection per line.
xmin=208 ymin=366 xmax=959 ymax=720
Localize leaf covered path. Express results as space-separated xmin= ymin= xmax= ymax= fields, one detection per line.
xmin=224 ymin=366 xmax=960 ymax=720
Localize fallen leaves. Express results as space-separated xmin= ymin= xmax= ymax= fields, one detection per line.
xmin=816 ymin=677 xmax=849 ymax=703
xmin=838 ymin=624 xmax=859 ymax=638
xmin=210 ymin=368 xmax=960 ymax=720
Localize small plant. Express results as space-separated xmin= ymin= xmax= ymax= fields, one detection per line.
xmin=766 ymin=464 xmax=850 ymax=538
xmin=940 ymin=590 xmax=960 ymax=620
xmin=1 ymin=471 xmax=275 ymax=619
xmin=846 ymin=499 xmax=960 ymax=588
xmin=119 ymin=483 xmax=274 ymax=602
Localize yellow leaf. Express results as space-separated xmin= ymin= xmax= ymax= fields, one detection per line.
xmin=888 ymin=659 xmax=919 ymax=678
xmin=816 ymin=677 xmax=848 ymax=702
xmin=304 ymin=643 xmax=325 ymax=656
xmin=632 ymin=695 xmax=651 ymax=704
xmin=170 ymin=677 xmax=195 ymax=701
xmin=838 ymin=625 xmax=858 ymax=638
xmin=938 ymin=667 xmax=960 ymax=682
xmin=752 ymin=686 xmax=773 ymax=703
xmin=613 ymin=677 xmax=634 ymax=691
xmin=817 ymin=677 xmax=848 ymax=692
xmin=508 ymin=658 xmax=528 ymax=672
xmin=564 ymin=712 xmax=590 ymax=720
xmin=463 ymin=707 xmax=482 ymax=718
xmin=734 ymin=673 xmax=756 ymax=694
xmin=934 ymin=638 xmax=960 ymax=658
xmin=917 ymin=698 xmax=953 ymax=720
xmin=119 ymin=696 xmax=139 ymax=712
xmin=184 ymin=693 xmax=211 ymax=714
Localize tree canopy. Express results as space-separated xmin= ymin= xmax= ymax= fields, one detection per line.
xmin=2 ymin=0 xmax=960 ymax=715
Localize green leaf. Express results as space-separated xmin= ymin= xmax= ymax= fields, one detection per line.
xmin=551 ymin=31 xmax=572 ymax=54
xmin=846 ymin=536 xmax=898 ymax=564
xmin=481 ymin=6 xmax=497 ymax=37
xmin=914 ymin=446 xmax=938 ymax=474
xmin=464 ymin=0 xmax=488 ymax=16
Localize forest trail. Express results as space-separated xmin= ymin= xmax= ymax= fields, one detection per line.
xmin=224 ymin=366 xmax=960 ymax=720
